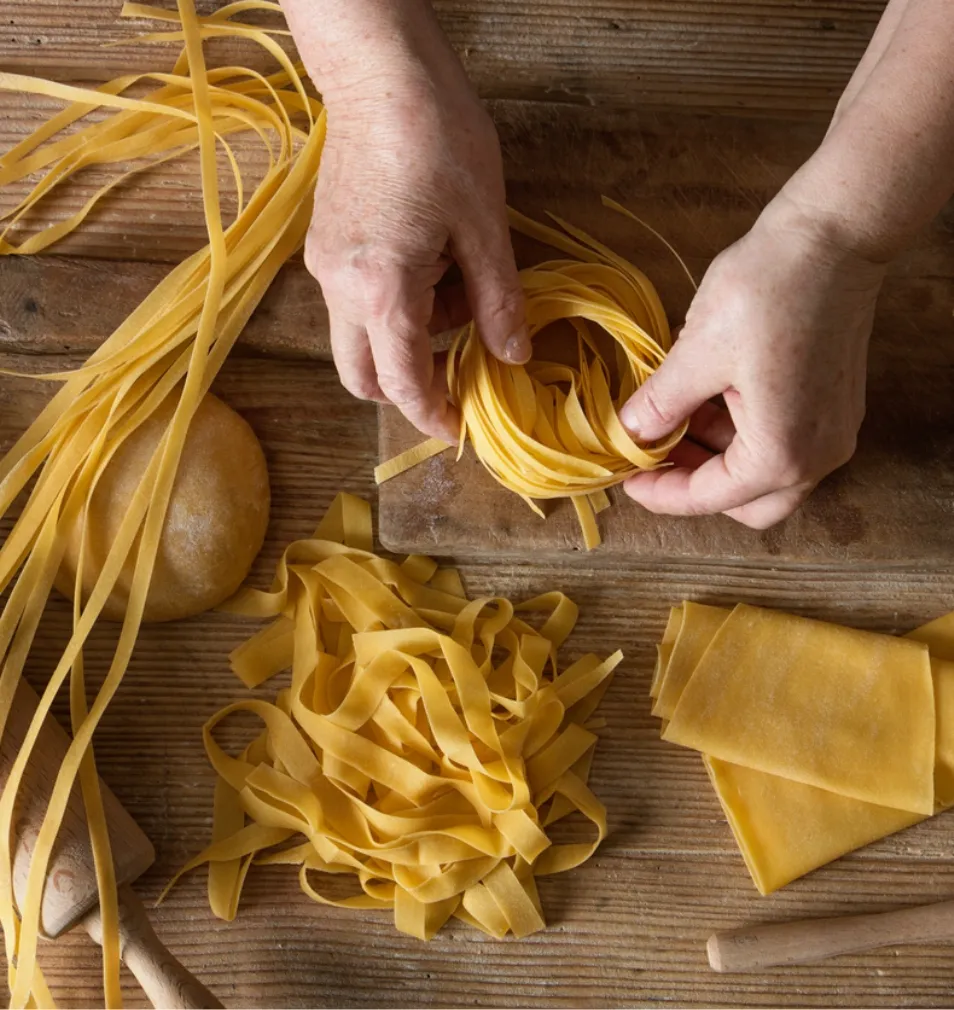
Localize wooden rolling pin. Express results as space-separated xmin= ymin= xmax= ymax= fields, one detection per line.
xmin=708 ymin=900 xmax=954 ymax=972
xmin=2 ymin=677 xmax=221 ymax=1008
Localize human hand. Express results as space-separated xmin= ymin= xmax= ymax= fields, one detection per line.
xmin=619 ymin=196 xmax=887 ymax=529
xmin=301 ymin=12 xmax=528 ymax=442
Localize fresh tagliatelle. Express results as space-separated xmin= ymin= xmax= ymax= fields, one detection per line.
xmin=375 ymin=204 xmax=691 ymax=550
xmin=0 ymin=0 xmax=651 ymax=1001
xmin=0 ymin=3 xmax=322 ymax=1006
xmin=162 ymin=493 xmax=618 ymax=940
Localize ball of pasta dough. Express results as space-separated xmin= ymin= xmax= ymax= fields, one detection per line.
xmin=56 ymin=392 xmax=270 ymax=623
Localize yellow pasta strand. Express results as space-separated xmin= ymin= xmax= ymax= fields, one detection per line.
xmin=166 ymin=493 xmax=615 ymax=941
xmin=0 ymin=4 xmax=322 ymax=1005
xmin=376 ymin=212 xmax=690 ymax=549
xmin=0 ymin=1 xmax=643 ymax=994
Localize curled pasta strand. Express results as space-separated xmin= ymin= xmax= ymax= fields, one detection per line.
xmin=377 ymin=213 xmax=689 ymax=549
xmin=167 ymin=493 xmax=617 ymax=941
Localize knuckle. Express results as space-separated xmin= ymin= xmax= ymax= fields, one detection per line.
xmin=341 ymin=373 xmax=381 ymax=402
xmin=305 ymin=239 xmax=394 ymax=310
xmin=684 ymin=499 xmax=721 ymax=518
xmin=345 ymin=244 xmax=381 ymax=279
xmin=376 ymin=372 xmax=427 ymax=408
xmin=737 ymin=487 xmax=811 ymax=530
xmin=743 ymin=433 xmax=810 ymax=487
xmin=371 ymin=306 xmax=423 ymax=342
xmin=475 ymin=285 xmax=524 ymax=332
xmin=772 ymin=435 xmax=856 ymax=487
xmin=306 ymin=245 xmax=353 ymax=304
xmin=303 ymin=238 xmax=326 ymax=285
xmin=639 ymin=384 xmax=679 ymax=431
xmin=773 ymin=449 xmax=812 ymax=487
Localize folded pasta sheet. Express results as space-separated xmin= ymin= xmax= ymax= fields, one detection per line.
xmin=654 ymin=602 xmax=954 ymax=894
xmin=165 ymin=493 xmax=620 ymax=941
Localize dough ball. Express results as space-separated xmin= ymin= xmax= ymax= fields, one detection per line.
xmin=56 ymin=391 xmax=270 ymax=623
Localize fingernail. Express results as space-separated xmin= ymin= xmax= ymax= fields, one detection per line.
xmin=619 ymin=402 xmax=641 ymax=436
xmin=504 ymin=328 xmax=531 ymax=364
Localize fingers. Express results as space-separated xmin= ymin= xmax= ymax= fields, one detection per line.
xmin=366 ymin=290 xmax=460 ymax=443
xmin=625 ymin=399 xmax=814 ymax=528
xmin=664 ymin=439 xmax=712 ymax=471
xmin=723 ymin=483 xmax=815 ymax=529
xmin=619 ymin=337 xmax=728 ymax=442
xmin=686 ymin=400 xmax=735 ymax=453
xmin=624 ymin=439 xmax=787 ymax=517
xmin=329 ymin=317 xmax=386 ymax=403
xmin=309 ymin=226 xmax=459 ymax=441
xmin=454 ymin=209 xmax=530 ymax=365
xmin=627 ymin=468 xmax=811 ymax=528
xmin=621 ymin=345 xmax=817 ymax=527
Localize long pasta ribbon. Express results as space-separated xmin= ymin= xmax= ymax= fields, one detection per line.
xmin=0 ymin=3 xmax=322 ymax=1005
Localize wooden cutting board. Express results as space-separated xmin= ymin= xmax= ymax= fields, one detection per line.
xmin=378 ymin=104 xmax=954 ymax=562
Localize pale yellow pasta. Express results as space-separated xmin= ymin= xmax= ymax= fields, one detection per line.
xmin=377 ymin=206 xmax=691 ymax=549
xmin=0 ymin=3 xmax=321 ymax=1005
xmin=164 ymin=493 xmax=619 ymax=941
xmin=653 ymin=602 xmax=954 ymax=894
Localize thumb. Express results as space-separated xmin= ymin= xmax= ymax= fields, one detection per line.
xmin=453 ymin=215 xmax=530 ymax=365
xmin=619 ymin=334 xmax=726 ymax=442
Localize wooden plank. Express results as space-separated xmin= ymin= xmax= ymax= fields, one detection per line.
xmin=0 ymin=0 xmax=884 ymax=116
xmin=6 ymin=4 xmax=954 ymax=1003
xmin=4 ymin=93 xmax=795 ymax=266
xmin=0 ymin=256 xmax=331 ymax=359
xmin=378 ymin=106 xmax=954 ymax=562
xmin=0 ymin=98 xmax=827 ymax=363
xmin=6 ymin=354 xmax=954 ymax=1005
xmin=36 ymin=857 xmax=954 ymax=1009
xmin=0 ymin=90 xmax=273 ymax=263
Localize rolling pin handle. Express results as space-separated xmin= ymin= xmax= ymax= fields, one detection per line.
xmin=84 ymin=884 xmax=223 ymax=1009
xmin=707 ymin=899 xmax=954 ymax=973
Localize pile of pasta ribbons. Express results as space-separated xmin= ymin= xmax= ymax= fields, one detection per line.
xmin=0 ymin=1 xmax=659 ymax=1003
xmin=376 ymin=205 xmax=689 ymax=550
xmin=164 ymin=493 xmax=618 ymax=941
xmin=0 ymin=2 xmax=322 ymax=1005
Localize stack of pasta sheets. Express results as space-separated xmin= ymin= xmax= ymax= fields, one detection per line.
xmin=651 ymin=601 xmax=954 ymax=894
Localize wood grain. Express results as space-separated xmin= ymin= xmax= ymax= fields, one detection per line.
xmin=0 ymin=96 xmax=816 ymax=264
xmin=0 ymin=256 xmax=331 ymax=359
xmin=5 ymin=2 xmax=954 ymax=1004
xmin=379 ymin=107 xmax=954 ymax=562
xmin=0 ymin=0 xmax=885 ymax=115
xmin=5 ymin=355 xmax=954 ymax=1006
xmin=0 ymin=90 xmax=275 ymax=263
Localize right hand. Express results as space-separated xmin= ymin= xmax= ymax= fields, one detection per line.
xmin=619 ymin=195 xmax=885 ymax=529
xmin=305 ymin=34 xmax=528 ymax=442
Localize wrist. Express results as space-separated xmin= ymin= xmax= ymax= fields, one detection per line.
xmin=773 ymin=90 xmax=948 ymax=267
xmin=281 ymin=0 xmax=467 ymax=108
xmin=754 ymin=188 xmax=890 ymax=291
xmin=764 ymin=168 xmax=896 ymax=271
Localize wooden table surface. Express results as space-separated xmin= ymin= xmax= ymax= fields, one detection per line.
xmin=6 ymin=2 xmax=954 ymax=1008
